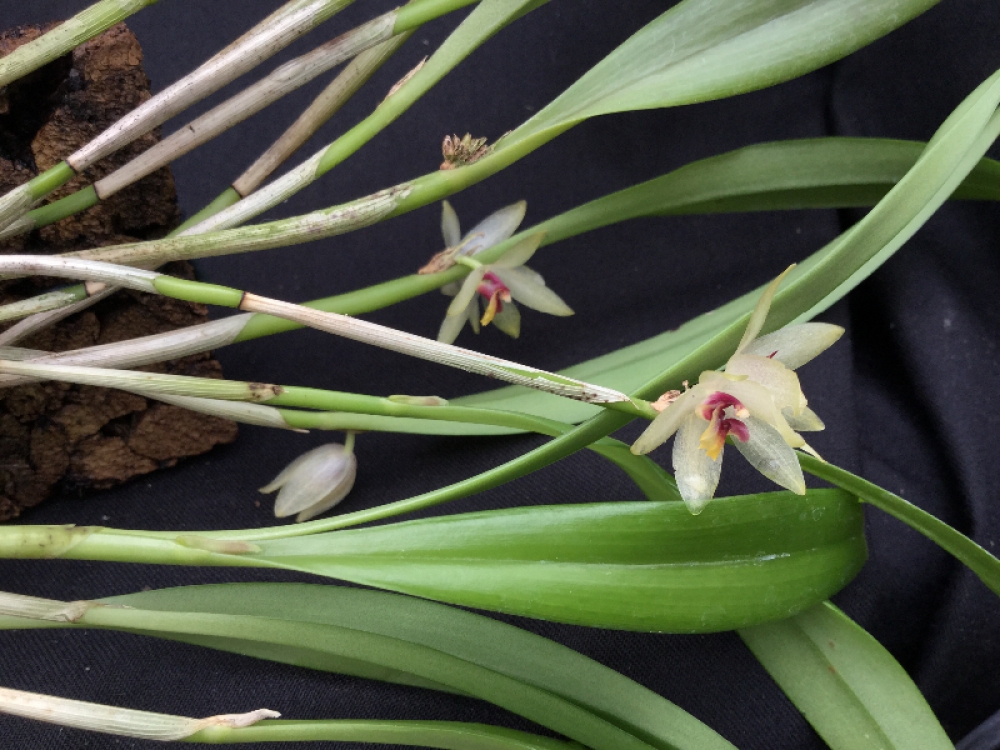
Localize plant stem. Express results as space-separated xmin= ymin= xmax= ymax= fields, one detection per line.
xmin=0 ymin=0 xmax=358 ymax=229
xmin=184 ymin=0 xmax=548 ymax=236
xmin=799 ymin=455 xmax=1000 ymax=598
xmin=0 ymin=0 xmax=160 ymax=89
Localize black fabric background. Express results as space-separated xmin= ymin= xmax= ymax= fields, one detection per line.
xmin=1 ymin=1 xmax=999 ymax=748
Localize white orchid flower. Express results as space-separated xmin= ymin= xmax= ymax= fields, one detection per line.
xmin=433 ymin=201 xmax=573 ymax=344
xmin=631 ymin=268 xmax=843 ymax=514
xmin=259 ymin=435 xmax=357 ymax=522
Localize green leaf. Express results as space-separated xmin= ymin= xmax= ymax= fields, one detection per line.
xmin=245 ymin=489 xmax=865 ymax=632
xmin=739 ymin=602 xmax=954 ymax=750
xmin=504 ymin=0 xmax=940 ymax=148
xmin=0 ymin=584 xmax=737 ymax=750
xmin=202 ymin=719 xmax=585 ymax=749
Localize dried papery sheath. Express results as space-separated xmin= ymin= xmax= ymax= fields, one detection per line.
xmin=0 ymin=185 xmax=36 ymax=232
xmin=185 ymin=151 xmax=328 ymax=235
xmin=0 ymin=687 xmax=278 ymax=741
xmin=0 ymin=347 xmax=47 ymax=361
xmin=0 ymin=256 xmax=159 ymax=290
xmin=0 ymin=287 xmax=118 ymax=346
xmin=147 ymin=393 xmax=302 ymax=431
xmin=64 ymin=185 xmax=411 ymax=268
xmin=94 ymin=14 xmax=398 ymax=200
xmin=0 ymin=257 xmax=627 ymax=405
xmin=0 ymin=288 xmax=87 ymax=324
xmin=67 ymin=0 xmax=359 ymax=173
xmin=0 ymin=214 xmax=37 ymax=241
xmin=0 ymin=359 xmax=280 ymax=402
xmin=0 ymin=591 xmax=94 ymax=623
xmin=0 ymin=314 xmax=250 ymax=387
xmin=233 ymin=33 xmax=410 ymax=196
xmin=241 ymin=294 xmax=630 ymax=404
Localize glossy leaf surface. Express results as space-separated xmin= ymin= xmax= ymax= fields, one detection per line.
xmin=740 ymin=602 xmax=954 ymax=750
xmin=245 ymin=489 xmax=866 ymax=632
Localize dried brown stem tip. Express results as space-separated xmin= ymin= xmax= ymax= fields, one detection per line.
xmin=439 ymin=133 xmax=491 ymax=170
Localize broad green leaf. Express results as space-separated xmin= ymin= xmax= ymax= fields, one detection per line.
xmin=739 ymin=602 xmax=954 ymax=750
xmin=244 ymin=490 xmax=865 ymax=632
xmin=0 ymin=584 xmax=736 ymax=750
xmin=503 ymin=0 xmax=940 ymax=148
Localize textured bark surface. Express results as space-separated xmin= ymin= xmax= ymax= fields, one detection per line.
xmin=0 ymin=23 xmax=236 ymax=521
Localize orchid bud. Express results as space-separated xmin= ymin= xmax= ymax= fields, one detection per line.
xmin=259 ymin=437 xmax=357 ymax=523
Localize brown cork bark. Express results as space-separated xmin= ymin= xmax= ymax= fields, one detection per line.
xmin=0 ymin=22 xmax=237 ymax=521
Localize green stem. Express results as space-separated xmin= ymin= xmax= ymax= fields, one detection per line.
xmin=0 ymin=524 xmax=273 ymax=567
xmin=23 ymin=186 xmax=98 ymax=229
xmin=393 ymin=0 xmax=481 ymax=32
xmin=0 ymin=0 xmax=159 ymax=89
xmin=175 ymin=188 xmax=242 ymax=234
xmin=799 ymin=455 xmax=1000 ymax=598
xmin=27 ymin=162 xmax=76 ymax=201
xmin=222 ymin=410 xmax=632 ymax=540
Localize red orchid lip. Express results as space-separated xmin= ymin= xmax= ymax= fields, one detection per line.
xmin=695 ymin=391 xmax=749 ymax=421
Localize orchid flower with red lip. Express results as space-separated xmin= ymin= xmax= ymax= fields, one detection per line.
xmin=631 ymin=268 xmax=843 ymax=514
xmin=434 ymin=201 xmax=573 ymax=344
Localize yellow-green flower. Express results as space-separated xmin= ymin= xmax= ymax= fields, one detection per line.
xmin=632 ymin=268 xmax=842 ymax=513
xmin=434 ymin=201 xmax=573 ymax=344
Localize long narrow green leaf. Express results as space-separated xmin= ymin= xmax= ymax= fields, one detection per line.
xmin=502 ymin=0 xmax=940 ymax=148
xmin=195 ymin=719 xmax=584 ymax=748
xmin=240 ymin=490 xmax=864 ymax=632
xmin=0 ymin=584 xmax=735 ymax=750
xmin=739 ymin=602 xmax=954 ymax=750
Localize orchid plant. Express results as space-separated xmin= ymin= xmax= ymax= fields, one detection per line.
xmin=0 ymin=1 xmax=997 ymax=749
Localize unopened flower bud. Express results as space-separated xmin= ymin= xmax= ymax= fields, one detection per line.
xmin=259 ymin=437 xmax=357 ymax=522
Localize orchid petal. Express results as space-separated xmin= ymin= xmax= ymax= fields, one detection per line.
xmin=438 ymin=303 xmax=472 ymax=343
xmin=467 ymin=298 xmax=481 ymax=334
xmin=631 ymin=387 xmax=703 ymax=455
xmin=258 ymin=451 xmax=314 ymax=494
xmin=721 ymin=377 xmax=804 ymax=449
xmin=440 ymin=281 xmax=461 ymax=297
xmin=784 ymin=406 xmax=825 ymax=432
xmin=741 ymin=323 xmax=845 ymax=369
xmin=447 ymin=266 xmax=487 ymax=317
xmin=459 ymin=201 xmax=526 ymax=256
xmin=726 ymin=353 xmax=807 ymax=416
xmin=491 ymin=232 xmax=544 ymax=269
xmin=733 ymin=416 xmax=806 ymax=495
xmin=493 ymin=267 xmax=574 ymax=316
xmin=735 ymin=265 xmax=795 ymax=355
xmin=491 ymin=301 xmax=521 ymax=338
xmin=440 ymin=200 xmax=461 ymax=248
xmin=672 ymin=412 xmax=723 ymax=514
xmin=295 ymin=458 xmax=357 ymax=522
xmin=265 ymin=444 xmax=357 ymax=520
